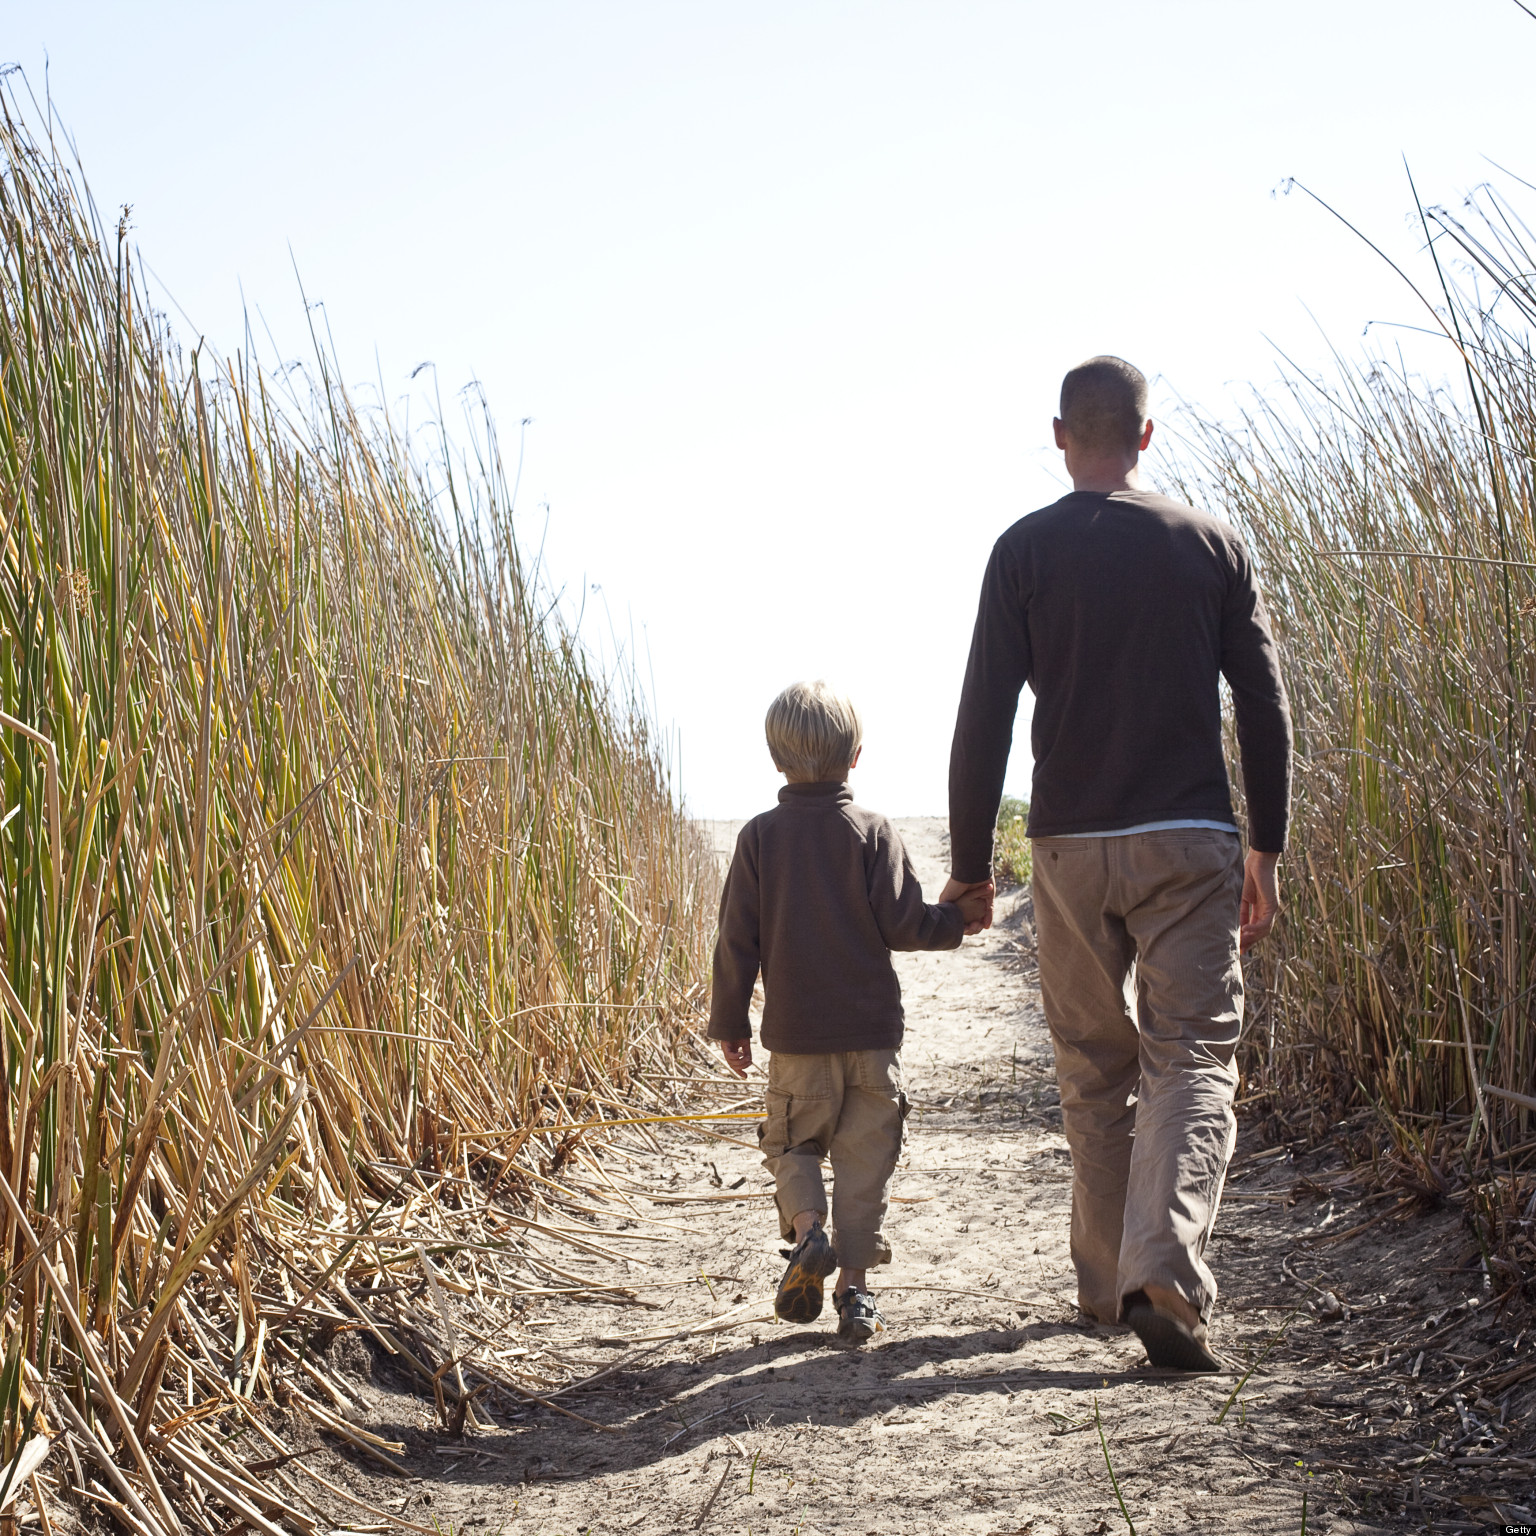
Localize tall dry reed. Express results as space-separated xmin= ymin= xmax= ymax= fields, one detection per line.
xmin=0 ymin=75 xmax=718 ymax=1523
xmin=1170 ymin=178 xmax=1536 ymax=1214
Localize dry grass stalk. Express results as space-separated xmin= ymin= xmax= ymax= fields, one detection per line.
xmin=0 ymin=76 xmax=720 ymax=1532
xmin=1168 ymin=171 xmax=1536 ymax=1290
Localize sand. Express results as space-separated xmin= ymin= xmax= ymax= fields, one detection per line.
xmin=276 ymin=820 xmax=1522 ymax=1535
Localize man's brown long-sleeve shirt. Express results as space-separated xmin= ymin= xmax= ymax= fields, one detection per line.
xmin=948 ymin=490 xmax=1292 ymax=883
xmin=708 ymin=782 xmax=964 ymax=1053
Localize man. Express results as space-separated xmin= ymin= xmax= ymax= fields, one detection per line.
xmin=941 ymin=356 xmax=1291 ymax=1372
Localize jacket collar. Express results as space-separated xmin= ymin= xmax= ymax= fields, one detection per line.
xmin=777 ymin=780 xmax=852 ymax=805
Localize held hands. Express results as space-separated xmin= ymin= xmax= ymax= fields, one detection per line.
xmin=940 ymin=876 xmax=995 ymax=936
xmin=1239 ymin=850 xmax=1281 ymax=953
xmin=719 ymin=1038 xmax=753 ymax=1077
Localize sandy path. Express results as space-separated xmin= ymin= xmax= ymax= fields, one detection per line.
xmin=284 ymin=819 xmax=1507 ymax=1535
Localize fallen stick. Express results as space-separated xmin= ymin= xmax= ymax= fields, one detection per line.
xmin=46 ymin=1387 xmax=170 ymax=1536
xmin=493 ymin=1378 xmax=626 ymax=1432
xmin=876 ymin=1285 xmax=1047 ymax=1307
xmin=146 ymin=1432 xmax=308 ymax=1536
xmin=694 ymin=1463 xmax=731 ymax=1527
xmin=648 ymin=1192 xmax=775 ymax=1205
xmin=663 ymin=1393 xmax=766 ymax=1448
xmin=0 ymin=1182 xmax=182 ymax=1536
xmin=603 ymin=1304 xmax=775 ymax=1347
xmin=28 ymin=1472 xmax=52 ymax=1536
xmin=1300 ymin=1196 xmax=1417 ymax=1248
xmin=283 ymin=1464 xmax=437 ymax=1536
xmin=840 ymin=1375 xmax=1023 ymax=1394
xmin=73 ymin=1481 xmax=156 ymax=1536
xmin=292 ymin=1395 xmax=411 ymax=1474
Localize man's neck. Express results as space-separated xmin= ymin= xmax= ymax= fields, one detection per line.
xmin=1070 ymin=462 xmax=1144 ymax=495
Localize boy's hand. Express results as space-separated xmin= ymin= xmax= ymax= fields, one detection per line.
xmin=941 ymin=876 xmax=995 ymax=935
xmin=954 ymin=886 xmax=993 ymax=932
xmin=719 ymin=1038 xmax=753 ymax=1076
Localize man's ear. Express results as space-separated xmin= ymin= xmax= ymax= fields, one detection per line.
xmin=1052 ymin=417 xmax=1068 ymax=450
xmin=1139 ymin=418 xmax=1154 ymax=452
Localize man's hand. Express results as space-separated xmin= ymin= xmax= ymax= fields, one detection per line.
xmin=719 ymin=1038 xmax=753 ymax=1077
xmin=941 ymin=876 xmax=996 ymax=936
xmin=1239 ymin=851 xmax=1281 ymax=953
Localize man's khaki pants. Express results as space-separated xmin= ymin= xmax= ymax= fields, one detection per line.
xmin=759 ymin=1049 xmax=906 ymax=1270
xmin=1031 ymin=829 xmax=1244 ymax=1324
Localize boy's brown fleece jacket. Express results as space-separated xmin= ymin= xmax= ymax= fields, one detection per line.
xmin=708 ymin=781 xmax=964 ymax=1054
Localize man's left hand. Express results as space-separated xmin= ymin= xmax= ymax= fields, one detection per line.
xmin=940 ymin=876 xmax=996 ymax=935
xmin=1239 ymin=851 xmax=1281 ymax=953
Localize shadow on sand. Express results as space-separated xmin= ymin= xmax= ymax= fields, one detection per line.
xmin=344 ymin=1319 xmax=1163 ymax=1491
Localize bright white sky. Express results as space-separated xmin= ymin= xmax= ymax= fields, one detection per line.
xmin=8 ymin=2 xmax=1534 ymax=816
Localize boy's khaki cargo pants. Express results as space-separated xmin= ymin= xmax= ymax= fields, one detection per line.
xmin=758 ymin=1048 xmax=906 ymax=1270
xmin=1031 ymin=828 xmax=1245 ymax=1325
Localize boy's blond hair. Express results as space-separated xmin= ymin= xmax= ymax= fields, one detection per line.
xmin=765 ymin=680 xmax=863 ymax=782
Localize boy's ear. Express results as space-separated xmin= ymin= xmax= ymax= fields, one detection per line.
xmin=849 ymin=747 xmax=862 ymax=770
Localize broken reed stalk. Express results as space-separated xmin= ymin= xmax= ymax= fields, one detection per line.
xmin=1167 ymin=170 xmax=1536 ymax=1278
xmin=0 ymin=74 xmax=719 ymax=1534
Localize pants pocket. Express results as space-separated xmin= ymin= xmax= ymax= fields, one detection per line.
xmin=848 ymin=1048 xmax=902 ymax=1095
xmin=769 ymin=1052 xmax=835 ymax=1098
xmin=760 ymin=1089 xmax=792 ymax=1159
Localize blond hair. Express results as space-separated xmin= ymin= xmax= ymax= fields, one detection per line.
xmin=765 ymin=680 xmax=863 ymax=781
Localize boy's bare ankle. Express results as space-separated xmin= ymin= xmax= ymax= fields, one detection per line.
xmin=835 ymin=1269 xmax=867 ymax=1294
xmin=791 ymin=1210 xmax=823 ymax=1244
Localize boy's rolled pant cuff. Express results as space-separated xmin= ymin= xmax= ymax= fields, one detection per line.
xmin=771 ymin=1160 xmax=828 ymax=1243
xmin=827 ymin=1232 xmax=892 ymax=1269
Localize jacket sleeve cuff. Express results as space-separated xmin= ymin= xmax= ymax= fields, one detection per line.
xmin=949 ymin=862 xmax=993 ymax=886
xmin=1248 ymin=817 xmax=1288 ymax=854
xmin=932 ymin=902 xmax=966 ymax=950
xmin=706 ymin=1015 xmax=751 ymax=1042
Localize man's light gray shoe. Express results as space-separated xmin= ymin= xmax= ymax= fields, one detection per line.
xmin=1124 ymin=1292 xmax=1225 ymax=1372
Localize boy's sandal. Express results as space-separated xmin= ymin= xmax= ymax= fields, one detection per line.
xmin=1123 ymin=1294 xmax=1225 ymax=1373
xmin=833 ymin=1286 xmax=885 ymax=1344
xmin=775 ymin=1223 xmax=837 ymax=1323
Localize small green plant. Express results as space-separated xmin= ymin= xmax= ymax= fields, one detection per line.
xmin=1214 ymin=1305 xmax=1302 ymax=1425
xmin=994 ymin=796 xmax=1031 ymax=887
xmin=748 ymin=1447 xmax=762 ymax=1494
xmin=1093 ymin=1396 xmax=1136 ymax=1535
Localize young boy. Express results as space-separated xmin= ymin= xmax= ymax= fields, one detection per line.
xmin=709 ymin=681 xmax=989 ymax=1342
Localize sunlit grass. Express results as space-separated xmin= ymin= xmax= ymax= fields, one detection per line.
xmin=0 ymin=74 xmax=717 ymax=1484
xmin=1170 ymin=175 xmax=1536 ymax=1192
xmin=994 ymin=795 xmax=1031 ymax=889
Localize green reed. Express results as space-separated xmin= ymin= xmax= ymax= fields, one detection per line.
xmin=0 ymin=73 xmax=718 ymax=1474
xmin=1169 ymin=176 xmax=1536 ymax=1174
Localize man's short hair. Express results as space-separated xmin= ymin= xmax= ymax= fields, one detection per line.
xmin=1059 ymin=355 xmax=1149 ymax=454
xmin=765 ymin=680 xmax=863 ymax=781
